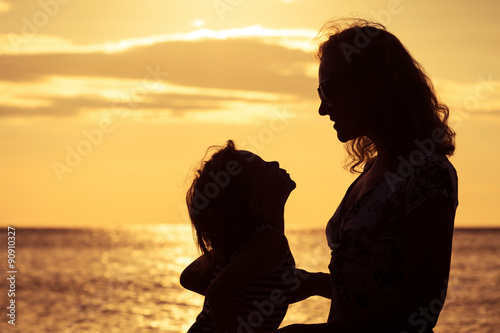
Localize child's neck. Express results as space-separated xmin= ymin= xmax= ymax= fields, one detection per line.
xmin=258 ymin=208 xmax=285 ymax=232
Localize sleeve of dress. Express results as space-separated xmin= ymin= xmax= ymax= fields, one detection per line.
xmin=403 ymin=154 xmax=459 ymax=215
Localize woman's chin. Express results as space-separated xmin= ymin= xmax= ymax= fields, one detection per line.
xmin=336 ymin=130 xmax=350 ymax=143
xmin=335 ymin=126 xmax=356 ymax=143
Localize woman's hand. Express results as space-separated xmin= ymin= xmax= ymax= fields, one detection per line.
xmin=290 ymin=269 xmax=332 ymax=303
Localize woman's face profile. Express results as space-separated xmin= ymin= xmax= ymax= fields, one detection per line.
xmin=318 ymin=53 xmax=376 ymax=143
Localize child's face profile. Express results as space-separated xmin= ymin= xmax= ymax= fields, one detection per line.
xmin=237 ymin=150 xmax=296 ymax=205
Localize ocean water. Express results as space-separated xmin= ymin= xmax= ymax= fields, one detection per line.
xmin=0 ymin=226 xmax=499 ymax=333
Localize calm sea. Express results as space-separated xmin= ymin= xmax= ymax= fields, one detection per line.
xmin=0 ymin=226 xmax=499 ymax=333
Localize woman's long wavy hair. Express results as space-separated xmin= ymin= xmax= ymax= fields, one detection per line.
xmin=316 ymin=18 xmax=455 ymax=173
xmin=186 ymin=140 xmax=256 ymax=269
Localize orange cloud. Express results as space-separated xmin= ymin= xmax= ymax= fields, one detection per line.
xmin=0 ymin=38 xmax=318 ymax=118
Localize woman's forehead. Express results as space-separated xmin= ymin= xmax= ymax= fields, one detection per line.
xmin=319 ymin=56 xmax=348 ymax=81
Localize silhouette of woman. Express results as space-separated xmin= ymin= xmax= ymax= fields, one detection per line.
xmin=278 ymin=19 xmax=458 ymax=333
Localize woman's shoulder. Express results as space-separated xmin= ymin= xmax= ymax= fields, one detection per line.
xmin=404 ymin=153 xmax=458 ymax=212
xmin=385 ymin=152 xmax=456 ymax=186
xmin=413 ymin=153 xmax=457 ymax=183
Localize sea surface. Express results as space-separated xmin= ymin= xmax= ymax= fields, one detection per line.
xmin=0 ymin=226 xmax=499 ymax=333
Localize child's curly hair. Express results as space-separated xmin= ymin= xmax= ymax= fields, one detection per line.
xmin=186 ymin=140 xmax=257 ymax=267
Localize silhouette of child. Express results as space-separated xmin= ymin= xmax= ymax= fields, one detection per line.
xmin=181 ymin=140 xmax=297 ymax=333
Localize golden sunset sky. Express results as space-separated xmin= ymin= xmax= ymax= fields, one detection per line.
xmin=0 ymin=0 xmax=499 ymax=228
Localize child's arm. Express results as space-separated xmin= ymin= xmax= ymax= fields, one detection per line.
xmin=180 ymin=251 xmax=219 ymax=295
xmin=206 ymin=228 xmax=291 ymax=333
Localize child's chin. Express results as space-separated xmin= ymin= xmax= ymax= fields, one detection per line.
xmin=286 ymin=180 xmax=297 ymax=193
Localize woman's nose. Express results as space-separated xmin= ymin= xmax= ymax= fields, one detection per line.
xmin=318 ymin=101 xmax=331 ymax=116
xmin=270 ymin=161 xmax=280 ymax=168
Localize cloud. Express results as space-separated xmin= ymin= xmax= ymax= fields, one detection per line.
xmin=0 ymin=96 xmax=109 ymax=117
xmin=0 ymin=35 xmax=319 ymax=119
xmin=434 ymin=77 xmax=500 ymax=116
xmin=0 ymin=26 xmax=317 ymax=54
xmin=0 ymin=38 xmax=316 ymax=92
xmin=0 ymin=80 xmax=293 ymax=119
xmin=0 ymin=34 xmax=73 ymax=54
xmin=469 ymin=109 xmax=500 ymax=117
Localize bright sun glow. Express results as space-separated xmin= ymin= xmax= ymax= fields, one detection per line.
xmin=192 ymin=19 xmax=205 ymax=28
xmin=0 ymin=1 xmax=11 ymax=14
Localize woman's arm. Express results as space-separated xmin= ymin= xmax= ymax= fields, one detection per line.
xmin=207 ymin=228 xmax=292 ymax=333
xmin=289 ymin=269 xmax=332 ymax=303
